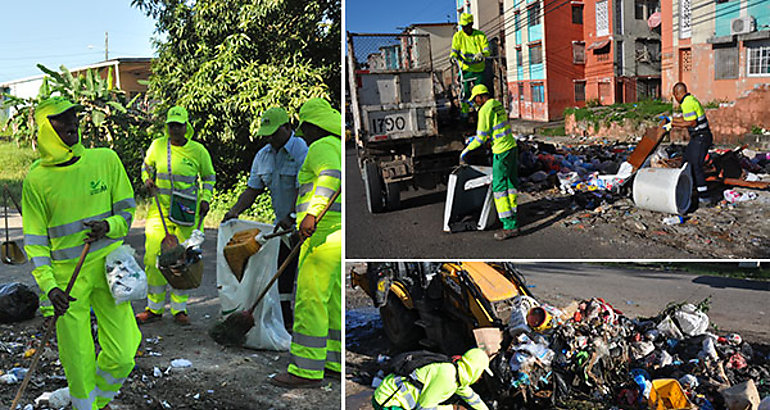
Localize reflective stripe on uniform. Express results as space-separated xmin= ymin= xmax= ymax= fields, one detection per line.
xmin=498 ymin=209 xmax=514 ymax=218
xmin=148 ymin=285 xmax=167 ymax=294
xmin=507 ymin=188 xmax=518 ymax=196
xmin=493 ymin=130 xmax=510 ymax=140
xmin=47 ymin=211 xmax=112 ymax=238
xmin=71 ymin=390 xmax=97 ymax=410
xmin=31 ymin=256 xmax=51 ymax=268
xmin=147 ymin=299 xmax=165 ymax=310
xmin=319 ymin=169 xmax=341 ymax=179
xmin=492 ymin=121 xmax=509 ymax=131
xmin=96 ymin=368 xmax=126 ymax=387
xmin=314 ymin=186 xmax=336 ymax=199
xmin=157 ymin=173 xmax=197 ymax=183
xmin=24 ymin=234 xmax=50 ymax=246
xmin=298 ymin=182 xmax=314 ymax=197
xmin=170 ymin=301 xmax=187 ymax=312
xmin=157 ymin=187 xmax=197 ymax=196
xmin=112 ymin=198 xmax=136 ymax=212
xmin=94 ymin=387 xmax=119 ymax=400
xmin=203 ymin=184 xmax=214 ymax=192
xmin=290 ymin=353 xmax=326 ymax=371
xmin=493 ymin=191 xmax=506 ymax=199
xmin=201 ymin=175 xmax=216 ymax=182
xmin=296 ymin=202 xmax=341 ymax=214
xmin=327 ymin=350 xmax=341 ymax=363
xmin=293 ymin=332 xmax=328 ymax=349
xmin=51 ymin=238 xmax=119 ymax=261
xmin=393 ymin=376 xmax=418 ymax=408
xmin=328 ymin=329 xmax=341 ymax=341
xmin=116 ymin=211 xmax=132 ymax=227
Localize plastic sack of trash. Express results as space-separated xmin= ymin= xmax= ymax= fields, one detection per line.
xmin=217 ymin=220 xmax=290 ymax=351
xmin=672 ymin=303 xmax=709 ymax=337
xmin=183 ymin=229 xmax=205 ymax=249
xmin=105 ymin=245 xmax=147 ymax=304
xmin=509 ymin=295 xmax=539 ymax=335
xmin=0 ymin=283 xmax=39 ymax=323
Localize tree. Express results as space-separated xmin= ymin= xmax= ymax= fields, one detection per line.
xmin=132 ymin=0 xmax=341 ymax=190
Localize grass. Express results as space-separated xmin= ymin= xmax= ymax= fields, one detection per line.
xmin=600 ymin=262 xmax=770 ymax=280
xmin=564 ymin=99 xmax=673 ymax=131
xmin=0 ymin=140 xmax=39 ymax=202
xmin=539 ymin=125 xmax=566 ymax=137
xmin=133 ymin=197 xmax=270 ymax=229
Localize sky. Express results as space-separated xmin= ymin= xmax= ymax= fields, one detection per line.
xmin=346 ymin=0 xmax=457 ymax=33
xmin=0 ymin=1 xmax=157 ymax=83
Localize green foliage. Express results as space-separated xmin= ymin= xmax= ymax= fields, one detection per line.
xmin=751 ymin=124 xmax=763 ymax=135
xmin=0 ymin=141 xmax=38 ymax=201
xmin=208 ymin=173 xmax=275 ymax=224
xmin=564 ymin=100 xmax=673 ymax=130
xmin=539 ymin=126 xmax=566 ymax=137
xmin=704 ymin=100 xmax=727 ymax=109
xmin=131 ymin=0 xmax=341 ymax=190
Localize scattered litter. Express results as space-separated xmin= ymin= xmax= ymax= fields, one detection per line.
xmin=0 ymin=283 xmax=39 ymax=323
xmin=724 ymin=189 xmax=758 ymax=203
xmin=105 ymin=245 xmax=148 ymax=304
xmin=171 ymin=359 xmax=192 ymax=368
xmin=35 ymin=387 xmax=70 ymax=408
xmin=153 ymin=366 xmax=163 ymax=378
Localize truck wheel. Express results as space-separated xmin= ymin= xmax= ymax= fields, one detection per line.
xmin=380 ymin=292 xmax=422 ymax=350
xmin=385 ymin=182 xmax=401 ymax=211
xmin=363 ymin=160 xmax=385 ymax=213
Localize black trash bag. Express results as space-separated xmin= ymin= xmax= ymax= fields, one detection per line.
xmin=0 ymin=282 xmax=39 ymax=323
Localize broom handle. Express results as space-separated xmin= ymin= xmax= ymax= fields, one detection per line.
xmin=246 ymin=188 xmax=340 ymax=315
xmin=10 ymin=242 xmax=91 ymax=409
xmin=153 ymin=192 xmax=171 ymax=237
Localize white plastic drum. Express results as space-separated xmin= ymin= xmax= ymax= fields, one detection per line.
xmin=632 ymin=164 xmax=693 ymax=215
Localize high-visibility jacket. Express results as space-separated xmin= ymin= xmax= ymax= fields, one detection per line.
xmin=451 ymin=29 xmax=490 ymax=73
xmin=141 ymin=125 xmax=215 ymax=222
xmin=296 ymin=135 xmax=341 ymax=229
xmin=462 ymin=98 xmax=516 ymax=157
xmin=373 ymin=361 xmax=489 ymax=410
xmin=680 ymin=94 xmax=711 ymax=136
xmin=23 ymin=149 xmax=135 ymax=296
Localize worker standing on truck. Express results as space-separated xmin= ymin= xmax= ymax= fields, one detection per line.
xmin=222 ymin=107 xmax=308 ymax=327
xmin=22 ymin=96 xmax=141 ymax=409
xmin=136 ymin=106 xmax=215 ymax=326
xmin=460 ymin=85 xmax=520 ymax=241
xmin=666 ymin=82 xmax=713 ymax=204
xmin=271 ymin=98 xmax=342 ymax=388
xmin=450 ymin=12 xmax=490 ymax=116
xmin=371 ymin=348 xmax=492 ymax=410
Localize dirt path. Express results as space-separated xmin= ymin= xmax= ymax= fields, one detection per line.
xmin=0 ymin=222 xmax=341 ymax=409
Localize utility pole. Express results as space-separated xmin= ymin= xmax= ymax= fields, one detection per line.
xmin=105 ymin=31 xmax=109 ymax=61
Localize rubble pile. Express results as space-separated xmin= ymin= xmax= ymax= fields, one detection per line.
xmin=487 ymin=296 xmax=770 ymax=409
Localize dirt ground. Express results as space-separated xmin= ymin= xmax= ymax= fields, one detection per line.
xmin=0 ymin=221 xmax=341 ymax=410
xmin=344 ymin=262 xmax=770 ymax=410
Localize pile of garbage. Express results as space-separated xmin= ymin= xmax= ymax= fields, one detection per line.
xmin=487 ymin=296 xmax=770 ymax=409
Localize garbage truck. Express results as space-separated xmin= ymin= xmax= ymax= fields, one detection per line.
xmin=347 ymin=32 xmax=467 ymax=213
xmin=350 ymin=261 xmax=533 ymax=355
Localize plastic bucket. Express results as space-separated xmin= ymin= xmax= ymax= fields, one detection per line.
xmin=633 ymin=164 xmax=692 ymax=215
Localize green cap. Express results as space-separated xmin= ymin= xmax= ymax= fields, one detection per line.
xmin=469 ymin=84 xmax=489 ymax=101
xmin=257 ymin=107 xmax=290 ymax=136
xmin=166 ymin=106 xmax=189 ymax=124
xmin=460 ymin=12 xmax=474 ymax=26
xmin=296 ymin=98 xmax=341 ymax=137
xmin=34 ymin=96 xmax=83 ymax=124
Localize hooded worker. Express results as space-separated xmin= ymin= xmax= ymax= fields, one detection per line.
xmin=460 ymin=84 xmax=520 ymax=241
xmin=372 ymin=348 xmax=492 ymax=410
xmin=271 ymin=98 xmax=342 ymax=388
xmin=136 ymin=106 xmax=215 ymax=326
xmin=450 ymin=12 xmax=491 ymax=115
xmin=22 ymin=96 xmax=141 ymax=410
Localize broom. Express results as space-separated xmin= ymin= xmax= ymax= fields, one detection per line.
xmin=210 ymin=188 xmax=340 ymax=347
xmin=10 ymin=243 xmax=91 ymax=409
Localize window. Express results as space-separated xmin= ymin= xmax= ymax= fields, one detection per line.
xmin=514 ymin=12 xmax=521 ymax=31
xmin=499 ymin=0 xmax=505 ymax=15
xmin=572 ymin=4 xmax=583 ymax=24
xmin=528 ymin=2 xmax=540 ymax=27
xmin=516 ymin=48 xmax=523 ymax=66
xmin=715 ymin=45 xmax=739 ymax=79
xmin=531 ymin=83 xmax=545 ymax=103
xmin=574 ymin=82 xmax=586 ymax=101
xmin=635 ymin=1 xmax=645 ymax=19
xmin=747 ymin=41 xmax=770 ymax=76
xmin=529 ymin=44 xmax=543 ymax=65
xmin=596 ymin=0 xmax=609 ymax=37
xmin=518 ymin=83 xmax=524 ymax=100
xmin=573 ymin=42 xmax=585 ymax=64
xmin=680 ymin=0 xmax=691 ymax=39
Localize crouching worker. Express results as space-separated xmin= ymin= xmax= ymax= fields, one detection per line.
xmin=372 ymin=348 xmax=492 ymax=410
xmin=22 ymin=97 xmax=141 ymax=409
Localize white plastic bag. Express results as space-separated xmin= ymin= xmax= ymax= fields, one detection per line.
xmin=105 ymin=245 xmax=147 ymax=304
xmin=217 ymin=220 xmax=291 ymax=351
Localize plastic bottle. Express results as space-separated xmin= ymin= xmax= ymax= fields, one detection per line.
xmin=662 ymin=215 xmax=684 ymax=225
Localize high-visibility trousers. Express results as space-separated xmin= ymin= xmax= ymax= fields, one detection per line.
xmin=143 ymin=217 xmax=192 ymax=315
xmin=460 ymin=69 xmax=485 ymax=114
xmin=492 ymin=147 xmax=519 ymax=230
xmin=55 ymin=255 xmax=141 ymax=409
xmin=287 ymin=227 xmax=341 ymax=380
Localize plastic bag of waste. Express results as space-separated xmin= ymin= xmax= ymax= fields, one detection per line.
xmin=672 ymin=304 xmax=709 ymax=337
xmin=0 ymin=282 xmax=39 ymax=323
xmin=656 ymin=315 xmax=684 ymax=339
xmin=104 ymin=245 xmax=147 ymax=304
xmin=508 ymin=295 xmax=539 ymax=335
xmin=182 ymin=229 xmax=205 ymax=250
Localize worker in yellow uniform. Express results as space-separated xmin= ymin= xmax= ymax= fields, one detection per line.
xmin=460 ymin=85 xmax=519 ymax=241
xmin=372 ymin=348 xmax=492 ymax=410
xmin=271 ymin=98 xmax=341 ymax=388
xmin=136 ymin=106 xmax=215 ymax=326
xmin=667 ymin=82 xmax=713 ymax=205
xmin=450 ymin=12 xmax=490 ymax=115
xmin=22 ymin=96 xmax=141 ymax=410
